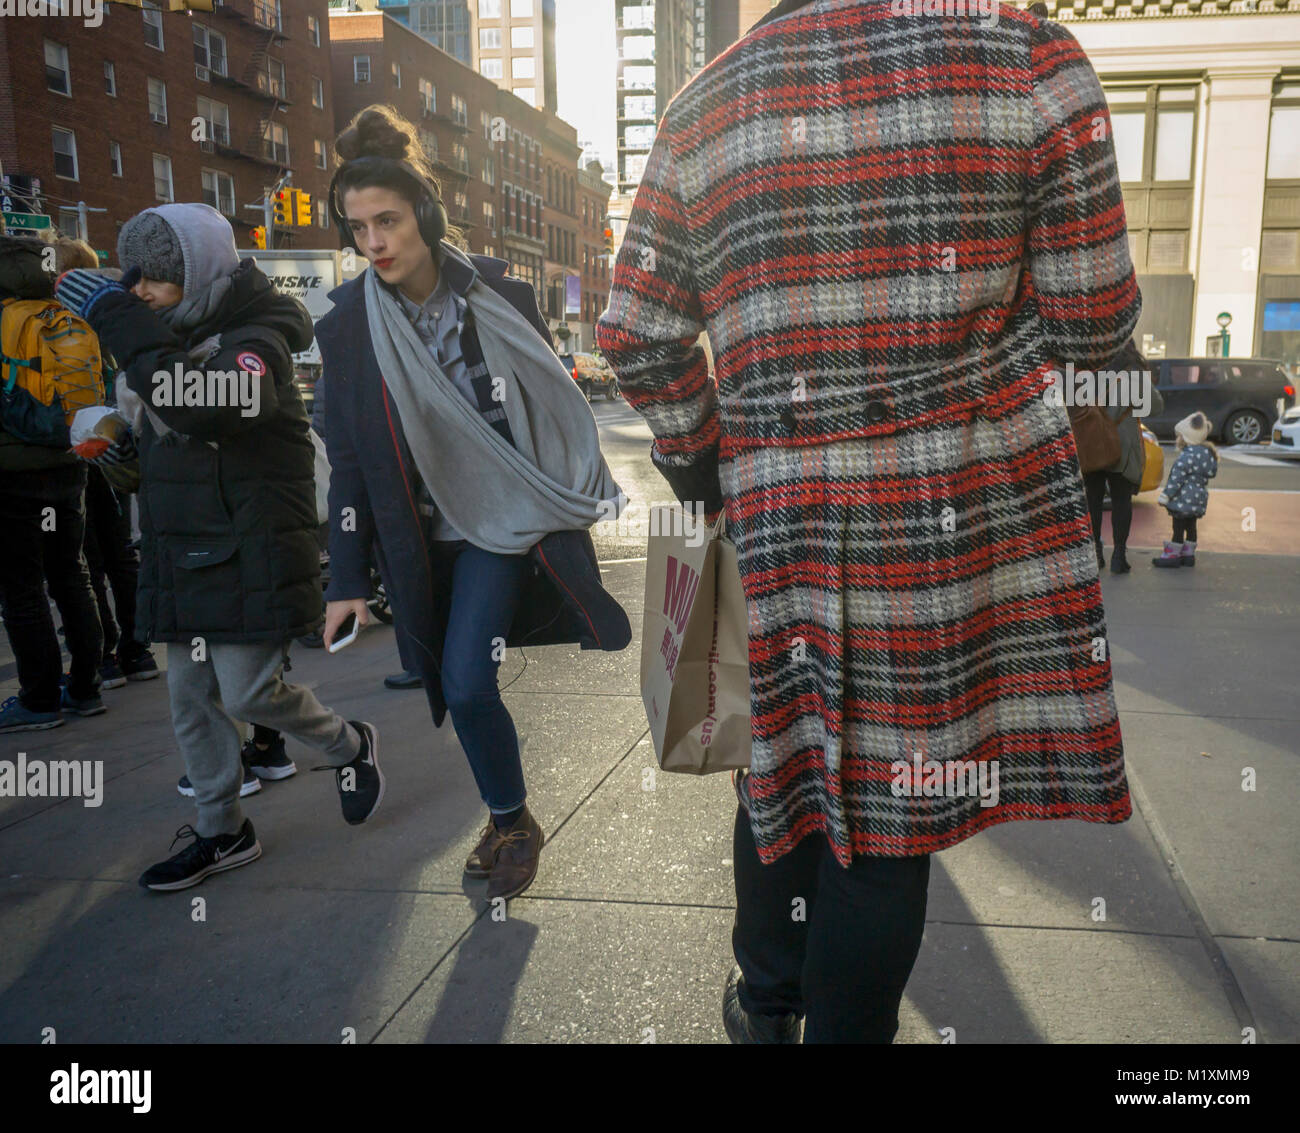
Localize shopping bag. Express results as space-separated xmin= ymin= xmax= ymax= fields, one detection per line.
xmin=640 ymin=507 xmax=752 ymax=774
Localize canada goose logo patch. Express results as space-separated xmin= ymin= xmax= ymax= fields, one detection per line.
xmin=235 ymin=351 xmax=267 ymax=377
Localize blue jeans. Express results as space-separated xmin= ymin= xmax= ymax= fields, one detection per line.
xmin=431 ymin=539 xmax=532 ymax=814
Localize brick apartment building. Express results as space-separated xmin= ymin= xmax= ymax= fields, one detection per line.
xmin=576 ymin=158 xmax=612 ymax=351
xmin=0 ymin=0 xmax=342 ymax=254
xmin=330 ymin=6 xmax=600 ymax=343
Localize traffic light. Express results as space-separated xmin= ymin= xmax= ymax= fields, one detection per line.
xmin=251 ymin=226 xmax=266 ymax=249
xmin=293 ymin=189 xmax=313 ymax=227
xmin=603 ymin=222 xmax=614 ymax=257
xmin=272 ymin=189 xmax=290 ymax=226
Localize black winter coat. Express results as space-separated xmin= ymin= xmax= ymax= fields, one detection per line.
xmin=88 ymin=261 xmax=320 ymax=644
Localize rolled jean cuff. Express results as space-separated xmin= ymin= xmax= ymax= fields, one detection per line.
xmin=488 ymin=794 xmax=527 ymax=815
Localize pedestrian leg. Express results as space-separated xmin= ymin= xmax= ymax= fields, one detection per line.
xmin=166 ymin=642 xmax=244 ymax=838
xmin=801 ymin=851 xmax=931 ymax=1043
xmin=42 ymin=466 xmax=103 ymax=701
xmin=731 ymin=800 xmax=821 ymax=1016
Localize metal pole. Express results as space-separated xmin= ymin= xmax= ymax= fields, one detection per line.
xmin=77 ymin=201 xmax=89 ymax=242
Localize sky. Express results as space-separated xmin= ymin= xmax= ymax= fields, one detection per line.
xmin=554 ymin=0 xmax=619 ymax=185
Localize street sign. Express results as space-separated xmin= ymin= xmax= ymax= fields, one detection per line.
xmin=2 ymin=211 xmax=52 ymax=231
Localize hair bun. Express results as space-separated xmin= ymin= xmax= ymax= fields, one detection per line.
xmin=335 ymin=106 xmax=414 ymax=164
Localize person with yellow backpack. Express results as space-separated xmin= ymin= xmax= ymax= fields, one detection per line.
xmin=0 ymin=233 xmax=107 ymax=732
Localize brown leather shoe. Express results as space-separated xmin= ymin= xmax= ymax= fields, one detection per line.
xmin=464 ymin=818 xmax=504 ymax=879
xmin=485 ymin=808 xmax=544 ymax=901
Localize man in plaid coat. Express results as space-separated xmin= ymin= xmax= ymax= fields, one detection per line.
xmin=597 ymin=0 xmax=1141 ymax=1043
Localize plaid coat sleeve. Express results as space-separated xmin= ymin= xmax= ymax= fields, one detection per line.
xmin=1027 ymin=19 xmax=1141 ymax=370
xmin=595 ymin=130 xmax=722 ymax=515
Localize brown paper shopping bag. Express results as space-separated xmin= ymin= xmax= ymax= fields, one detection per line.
xmin=640 ymin=508 xmax=752 ymax=774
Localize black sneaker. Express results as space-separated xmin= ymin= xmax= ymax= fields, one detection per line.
xmin=100 ymin=660 xmax=128 ymax=690
xmin=60 ymin=687 xmax=106 ymax=717
xmin=139 ymin=820 xmax=261 ymax=891
xmin=242 ymin=735 xmax=297 ymax=781
xmin=329 ymin=721 xmax=383 ymax=825
xmin=119 ymin=649 xmax=160 ymax=681
xmin=177 ymin=766 xmax=262 ymax=798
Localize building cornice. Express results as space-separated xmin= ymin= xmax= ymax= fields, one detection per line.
xmin=1019 ymin=0 xmax=1300 ymax=17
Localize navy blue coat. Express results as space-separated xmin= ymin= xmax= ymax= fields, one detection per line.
xmin=315 ymin=250 xmax=631 ymax=727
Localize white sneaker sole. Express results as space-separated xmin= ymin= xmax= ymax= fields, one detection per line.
xmin=143 ymin=841 xmax=262 ymax=891
xmin=249 ymin=762 xmax=297 ymax=781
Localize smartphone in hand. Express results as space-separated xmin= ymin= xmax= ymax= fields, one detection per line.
xmin=328 ymin=612 xmax=361 ymax=654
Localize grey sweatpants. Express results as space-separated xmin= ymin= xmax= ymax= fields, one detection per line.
xmin=166 ymin=640 xmax=361 ymax=837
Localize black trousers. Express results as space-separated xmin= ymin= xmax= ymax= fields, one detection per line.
xmin=731 ymin=802 xmax=931 ymax=1042
xmin=1082 ymin=470 xmax=1135 ymax=550
xmin=82 ymin=466 xmax=142 ymax=659
xmin=0 ymin=464 xmax=103 ymax=709
xmin=1172 ymin=516 xmax=1199 ymax=543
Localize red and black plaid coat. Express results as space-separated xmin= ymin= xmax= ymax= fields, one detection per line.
xmin=596 ymin=0 xmax=1142 ymax=865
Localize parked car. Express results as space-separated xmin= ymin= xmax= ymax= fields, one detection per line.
xmin=558 ymin=352 xmax=619 ymax=400
xmin=1142 ymin=357 xmax=1295 ymax=445
xmin=1271 ymin=403 xmax=1300 ymax=458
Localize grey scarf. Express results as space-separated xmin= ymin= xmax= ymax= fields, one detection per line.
xmin=364 ymin=248 xmax=624 ymax=555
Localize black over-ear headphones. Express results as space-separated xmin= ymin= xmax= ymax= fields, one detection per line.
xmin=328 ymin=155 xmax=449 ymax=252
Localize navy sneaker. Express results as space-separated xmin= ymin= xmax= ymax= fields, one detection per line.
xmin=177 ymin=766 xmax=261 ymax=798
xmin=139 ymin=820 xmax=262 ymax=891
xmin=0 ymin=696 xmax=64 ymax=734
xmin=100 ymin=659 xmax=128 ymax=690
xmin=119 ymin=649 xmax=160 ymax=681
xmin=60 ymin=687 xmax=106 ymax=717
xmin=242 ymin=735 xmax=296 ymax=781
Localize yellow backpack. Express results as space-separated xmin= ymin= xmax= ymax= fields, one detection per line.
xmin=0 ymin=297 xmax=105 ymax=447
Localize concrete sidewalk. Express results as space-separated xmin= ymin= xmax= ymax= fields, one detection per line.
xmin=0 ymin=551 xmax=1295 ymax=1044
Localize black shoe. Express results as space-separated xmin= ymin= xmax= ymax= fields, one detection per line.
xmin=119 ymin=649 xmax=160 ymax=681
xmin=1109 ymin=546 xmax=1131 ymax=574
xmin=139 ymin=820 xmax=261 ymax=891
xmin=177 ymin=765 xmax=261 ymax=798
xmin=60 ymin=686 xmax=106 ymax=717
xmin=242 ymin=735 xmax=297 ymax=781
xmin=328 ymin=721 xmax=383 ymax=825
xmin=384 ymin=670 xmax=423 ymax=690
xmin=722 ymin=964 xmax=801 ymax=1044
xmin=100 ymin=660 xmax=128 ymax=690
xmin=1095 ymin=542 xmax=1105 ymax=570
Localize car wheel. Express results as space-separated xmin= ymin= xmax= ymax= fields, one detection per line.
xmin=604 ymin=380 xmax=617 ymax=400
xmin=1224 ymin=410 xmax=1267 ymax=445
xmin=581 ymin=381 xmax=592 ymax=401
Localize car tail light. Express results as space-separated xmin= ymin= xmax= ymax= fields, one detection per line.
xmin=1285 ymin=385 xmax=1295 ymax=398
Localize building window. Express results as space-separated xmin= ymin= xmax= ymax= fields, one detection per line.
xmin=312 ymin=76 xmax=324 ymax=109
xmin=484 ymin=201 xmax=496 ymax=229
xmin=104 ymin=61 xmax=116 ymax=97
xmin=148 ymin=78 xmax=167 ymax=124
xmin=262 ymin=57 xmax=286 ymax=99
xmin=197 ymin=96 xmax=231 ymax=146
xmin=153 ymin=153 xmax=173 ymax=201
xmin=481 ymin=59 xmax=503 ymax=80
xmin=419 ymin=128 xmax=438 ymax=160
xmin=479 ymin=0 xmax=502 ymax=17
xmin=482 ymin=109 xmax=493 ymax=138
xmin=624 ymin=94 xmax=656 ymax=120
xmin=315 ymin=138 xmax=327 ymax=169
xmin=511 ymin=26 xmax=534 ymax=49
xmin=1266 ymin=86 xmax=1300 ymax=180
xmin=142 ymin=1 xmax=163 ymax=50
xmin=451 ymin=94 xmax=468 ymax=126
xmin=513 ymin=87 xmax=536 ymax=107
xmin=253 ymin=0 xmax=282 ymax=32
xmin=392 ymin=61 xmax=401 ymax=88
xmin=512 ymin=57 xmax=535 ymax=81
xmin=419 ymin=77 xmax=435 ymax=113
xmin=193 ymin=24 xmax=227 ymax=78
xmin=511 ymin=0 xmax=533 ymax=17
xmin=480 ymin=27 xmax=502 ymax=50
xmin=484 ymin=156 xmax=495 ymax=186
xmin=263 ymin=121 xmax=289 ymax=165
xmin=354 ymin=56 xmax=370 ymax=84
xmin=52 ymin=127 xmax=78 ymax=180
xmin=453 ymin=141 xmax=469 ymax=171
xmin=201 ymin=168 xmax=235 ymax=216
xmin=45 ymin=41 xmax=70 ymax=95
xmin=109 ymin=140 xmax=122 ymax=178
xmin=624 ymin=65 xmax=655 ymax=91
xmin=307 ymin=14 xmax=320 ymax=47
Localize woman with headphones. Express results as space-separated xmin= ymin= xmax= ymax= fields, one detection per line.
xmin=316 ymin=106 xmax=630 ymax=901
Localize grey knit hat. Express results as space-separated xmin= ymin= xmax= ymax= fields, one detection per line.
xmin=116 ymin=211 xmax=185 ymax=286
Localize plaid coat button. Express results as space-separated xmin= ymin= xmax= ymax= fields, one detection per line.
xmin=779 ymin=406 xmax=797 ymax=431
xmin=866 ymin=400 xmax=889 ymax=424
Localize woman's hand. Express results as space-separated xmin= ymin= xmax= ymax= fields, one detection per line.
xmin=323 ymin=598 xmax=369 ymax=650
